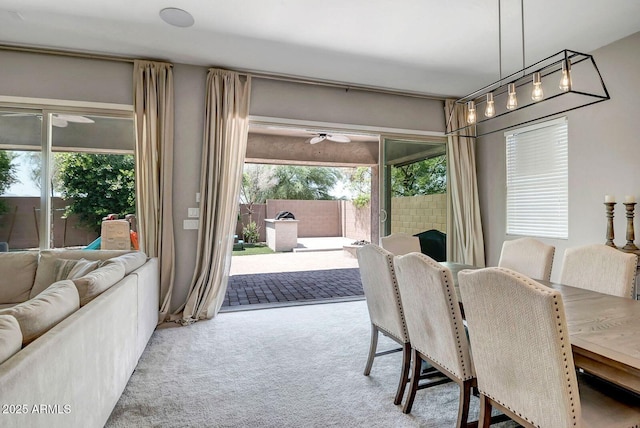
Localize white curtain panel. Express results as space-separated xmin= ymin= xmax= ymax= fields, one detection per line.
xmin=445 ymin=99 xmax=485 ymax=266
xmin=179 ymin=69 xmax=251 ymax=323
xmin=133 ymin=60 xmax=176 ymax=323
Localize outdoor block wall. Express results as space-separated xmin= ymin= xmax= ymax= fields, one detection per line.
xmin=390 ymin=194 xmax=447 ymax=235
xmin=0 ymin=197 xmax=98 ymax=250
xmin=267 ymin=199 xmax=341 ymax=237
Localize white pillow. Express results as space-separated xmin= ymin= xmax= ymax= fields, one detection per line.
xmin=54 ymin=258 xmax=101 ymax=282
xmin=0 ymin=252 xmax=38 ymax=304
xmin=72 ymin=263 xmax=126 ymax=306
xmin=0 ymin=280 xmax=79 ymax=345
xmin=102 ymin=251 xmax=147 ymax=275
xmin=0 ymin=315 xmax=22 ymax=364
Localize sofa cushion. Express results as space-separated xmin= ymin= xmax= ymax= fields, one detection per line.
xmin=0 ymin=280 xmax=79 ymax=345
xmin=101 ymin=251 xmax=147 ymax=275
xmin=72 ymin=263 xmax=126 ymax=306
xmin=54 ymin=258 xmax=101 ymax=282
xmin=0 ymin=252 xmax=38 ymax=304
xmin=31 ymin=249 xmax=131 ymax=298
xmin=0 ymin=315 xmax=22 ymax=364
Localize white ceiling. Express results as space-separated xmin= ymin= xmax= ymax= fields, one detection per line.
xmin=1 ymin=0 xmax=639 ymax=97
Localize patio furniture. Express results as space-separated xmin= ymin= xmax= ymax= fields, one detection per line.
xmin=414 ymin=229 xmax=446 ymax=262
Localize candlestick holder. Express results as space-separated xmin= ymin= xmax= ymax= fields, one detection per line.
xmin=604 ymin=202 xmax=617 ymax=247
xmin=623 ymin=202 xmax=639 ymax=251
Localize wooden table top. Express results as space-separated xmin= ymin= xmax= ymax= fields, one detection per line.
xmin=441 ymin=262 xmax=640 ymax=395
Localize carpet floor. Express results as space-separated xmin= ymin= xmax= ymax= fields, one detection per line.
xmin=106 ymin=301 xmax=519 ymax=428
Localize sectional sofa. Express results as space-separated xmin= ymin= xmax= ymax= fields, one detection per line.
xmin=0 ymin=249 xmax=159 ymax=428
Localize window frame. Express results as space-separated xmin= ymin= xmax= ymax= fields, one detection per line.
xmin=0 ymin=97 xmax=135 ymax=249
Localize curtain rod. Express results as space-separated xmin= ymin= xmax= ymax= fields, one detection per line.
xmin=0 ymin=43 xmax=445 ymax=101
xmin=244 ymin=70 xmax=445 ymax=101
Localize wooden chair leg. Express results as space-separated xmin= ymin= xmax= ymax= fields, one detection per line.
xmin=478 ymin=394 xmax=493 ymax=428
xmin=456 ymin=379 xmax=472 ymax=428
xmin=402 ymin=348 xmax=421 ymax=413
xmin=394 ymin=342 xmax=411 ymax=405
xmin=364 ymin=324 xmax=379 ymax=376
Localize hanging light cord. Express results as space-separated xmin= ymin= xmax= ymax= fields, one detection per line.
xmin=521 ymin=0 xmax=525 ymax=74
xmin=498 ymin=0 xmax=502 ymax=82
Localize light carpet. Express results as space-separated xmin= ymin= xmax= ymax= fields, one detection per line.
xmin=106 ymin=300 xmax=519 ymax=427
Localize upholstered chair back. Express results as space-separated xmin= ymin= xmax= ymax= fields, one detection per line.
xmin=394 ymin=252 xmax=473 ymax=381
xmin=498 ymin=237 xmax=555 ymax=280
xmin=560 ymin=244 xmax=637 ymax=298
xmin=458 ymin=267 xmax=582 ymax=427
xmin=380 ymin=233 xmax=421 ymax=256
xmin=357 ymin=244 xmax=409 ymax=343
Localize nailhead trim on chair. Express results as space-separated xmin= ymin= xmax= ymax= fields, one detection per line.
xmin=411 ymin=254 xmax=473 ymax=381
xmin=487 ymin=267 xmax=579 ymax=427
xmin=383 ymin=250 xmax=409 ymax=342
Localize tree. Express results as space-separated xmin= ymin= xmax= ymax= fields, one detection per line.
xmin=56 ymin=153 xmax=135 ymax=232
xmin=265 ymin=166 xmax=342 ymax=200
xmin=391 ymin=155 xmax=446 ymax=196
xmin=0 ymin=151 xmax=18 ymax=214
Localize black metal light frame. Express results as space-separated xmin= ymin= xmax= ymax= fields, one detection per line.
xmin=446 ymin=49 xmax=610 ymax=138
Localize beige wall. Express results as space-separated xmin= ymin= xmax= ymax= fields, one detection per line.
xmin=267 ymin=199 xmax=341 ymax=237
xmin=341 ymin=201 xmax=371 ymax=242
xmin=477 ymin=31 xmax=640 ymax=282
xmin=390 ymin=194 xmax=447 ymax=235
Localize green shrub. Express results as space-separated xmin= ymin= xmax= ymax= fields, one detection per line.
xmin=242 ymin=221 xmax=260 ymax=244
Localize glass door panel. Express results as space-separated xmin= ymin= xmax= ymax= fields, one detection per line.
xmin=0 ymin=109 xmax=43 ymax=251
xmin=380 ymin=137 xmax=448 ymax=253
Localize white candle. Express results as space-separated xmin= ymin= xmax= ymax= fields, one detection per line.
xmin=625 ymin=195 xmax=636 ymax=203
xmin=605 ymin=195 xmax=615 ymax=203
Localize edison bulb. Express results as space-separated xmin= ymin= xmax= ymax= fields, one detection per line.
xmin=531 ymin=72 xmax=544 ymax=101
xmin=559 ymin=60 xmax=572 ymax=92
xmin=466 ymin=100 xmax=476 ymax=124
xmin=484 ymin=93 xmax=495 ymax=117
xmin=506 ymin=83 xmax=517 ymax=110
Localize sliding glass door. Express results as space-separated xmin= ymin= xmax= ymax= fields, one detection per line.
xmin=379 ymin=136 xmax=448 ymax=255
xmin=0 ymin=105 xmax=135 ymax=251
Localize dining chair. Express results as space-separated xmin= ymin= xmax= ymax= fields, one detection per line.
xmin=393 ymin=252 xmax=475 ymax=424
xmin=498 ymin=237 xmax=555 ymax=280
xmin=560 ymin=244 xmax=637 ymax=298
xmin=380 ymin=233 xmax=421 ymax=256
xmin=458 ymin=267 xmax=640 ymax=428
xmin=356 ymin=244 xmax=411 ymax=405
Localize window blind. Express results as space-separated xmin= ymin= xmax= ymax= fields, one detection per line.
xmin=505 ymin=118 xmax=568 ymax=239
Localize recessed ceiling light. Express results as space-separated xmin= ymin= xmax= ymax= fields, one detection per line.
xmin=159 ymin=7 xmax=194 ymax=28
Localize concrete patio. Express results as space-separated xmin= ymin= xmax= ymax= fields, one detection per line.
xmin=224 ymin=237 xmax=364 ymax=311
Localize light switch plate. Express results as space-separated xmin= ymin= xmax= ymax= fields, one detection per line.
xmin=188 ymin=208 xmax=199 ymax=218
xmin=183 ymin=219 xmax=199 ymax=230
xmin=196 ymin=192 xmax=200 ymax=203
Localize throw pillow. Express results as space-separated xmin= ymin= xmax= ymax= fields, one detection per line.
xmin=53 ymin=258 xmax=101 ymax=282
xmin=0 ymin=252 xmax=39 ymax=304
xmin=72 ymin=263 xmax=126 ymax=306
xmin=0 ymin=314 xmax=22 ymax=364
xmin=0 ymin=280 xmax=79 ymax=346
xmin=101 ymin=251 xmax=147 ymax=275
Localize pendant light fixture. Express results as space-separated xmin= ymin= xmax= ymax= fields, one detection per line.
xmin=446 ymin=0 xmax=609 ymax=138
xmin=531 ymin=72 xmax=544 ymax=101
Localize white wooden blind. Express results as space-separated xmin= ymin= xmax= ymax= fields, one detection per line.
xmin=505 ymin=117 xmax=568 ymax=239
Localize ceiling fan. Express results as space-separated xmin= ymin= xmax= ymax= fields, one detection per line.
xmin=2 ymin=113 xmax=95 ymax=128
xmin=307 ymin=132 xmax=351 ymax=145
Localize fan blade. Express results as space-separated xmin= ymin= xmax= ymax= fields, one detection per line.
xmin=309 ymin=136 xmax=326 ymax=144
xmin=2 ymin=113 xmax=39 ymax=118
xmin=327 ymin=134 xmax=351 ymax=143
xmin=52 ymin=117 xmax=69 ymax=128
xmin=55 ymin=114 xmax=95 ymax=124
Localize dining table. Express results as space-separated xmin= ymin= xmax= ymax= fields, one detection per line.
xmin=440 ymin=262 xmax=640 ymax=396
